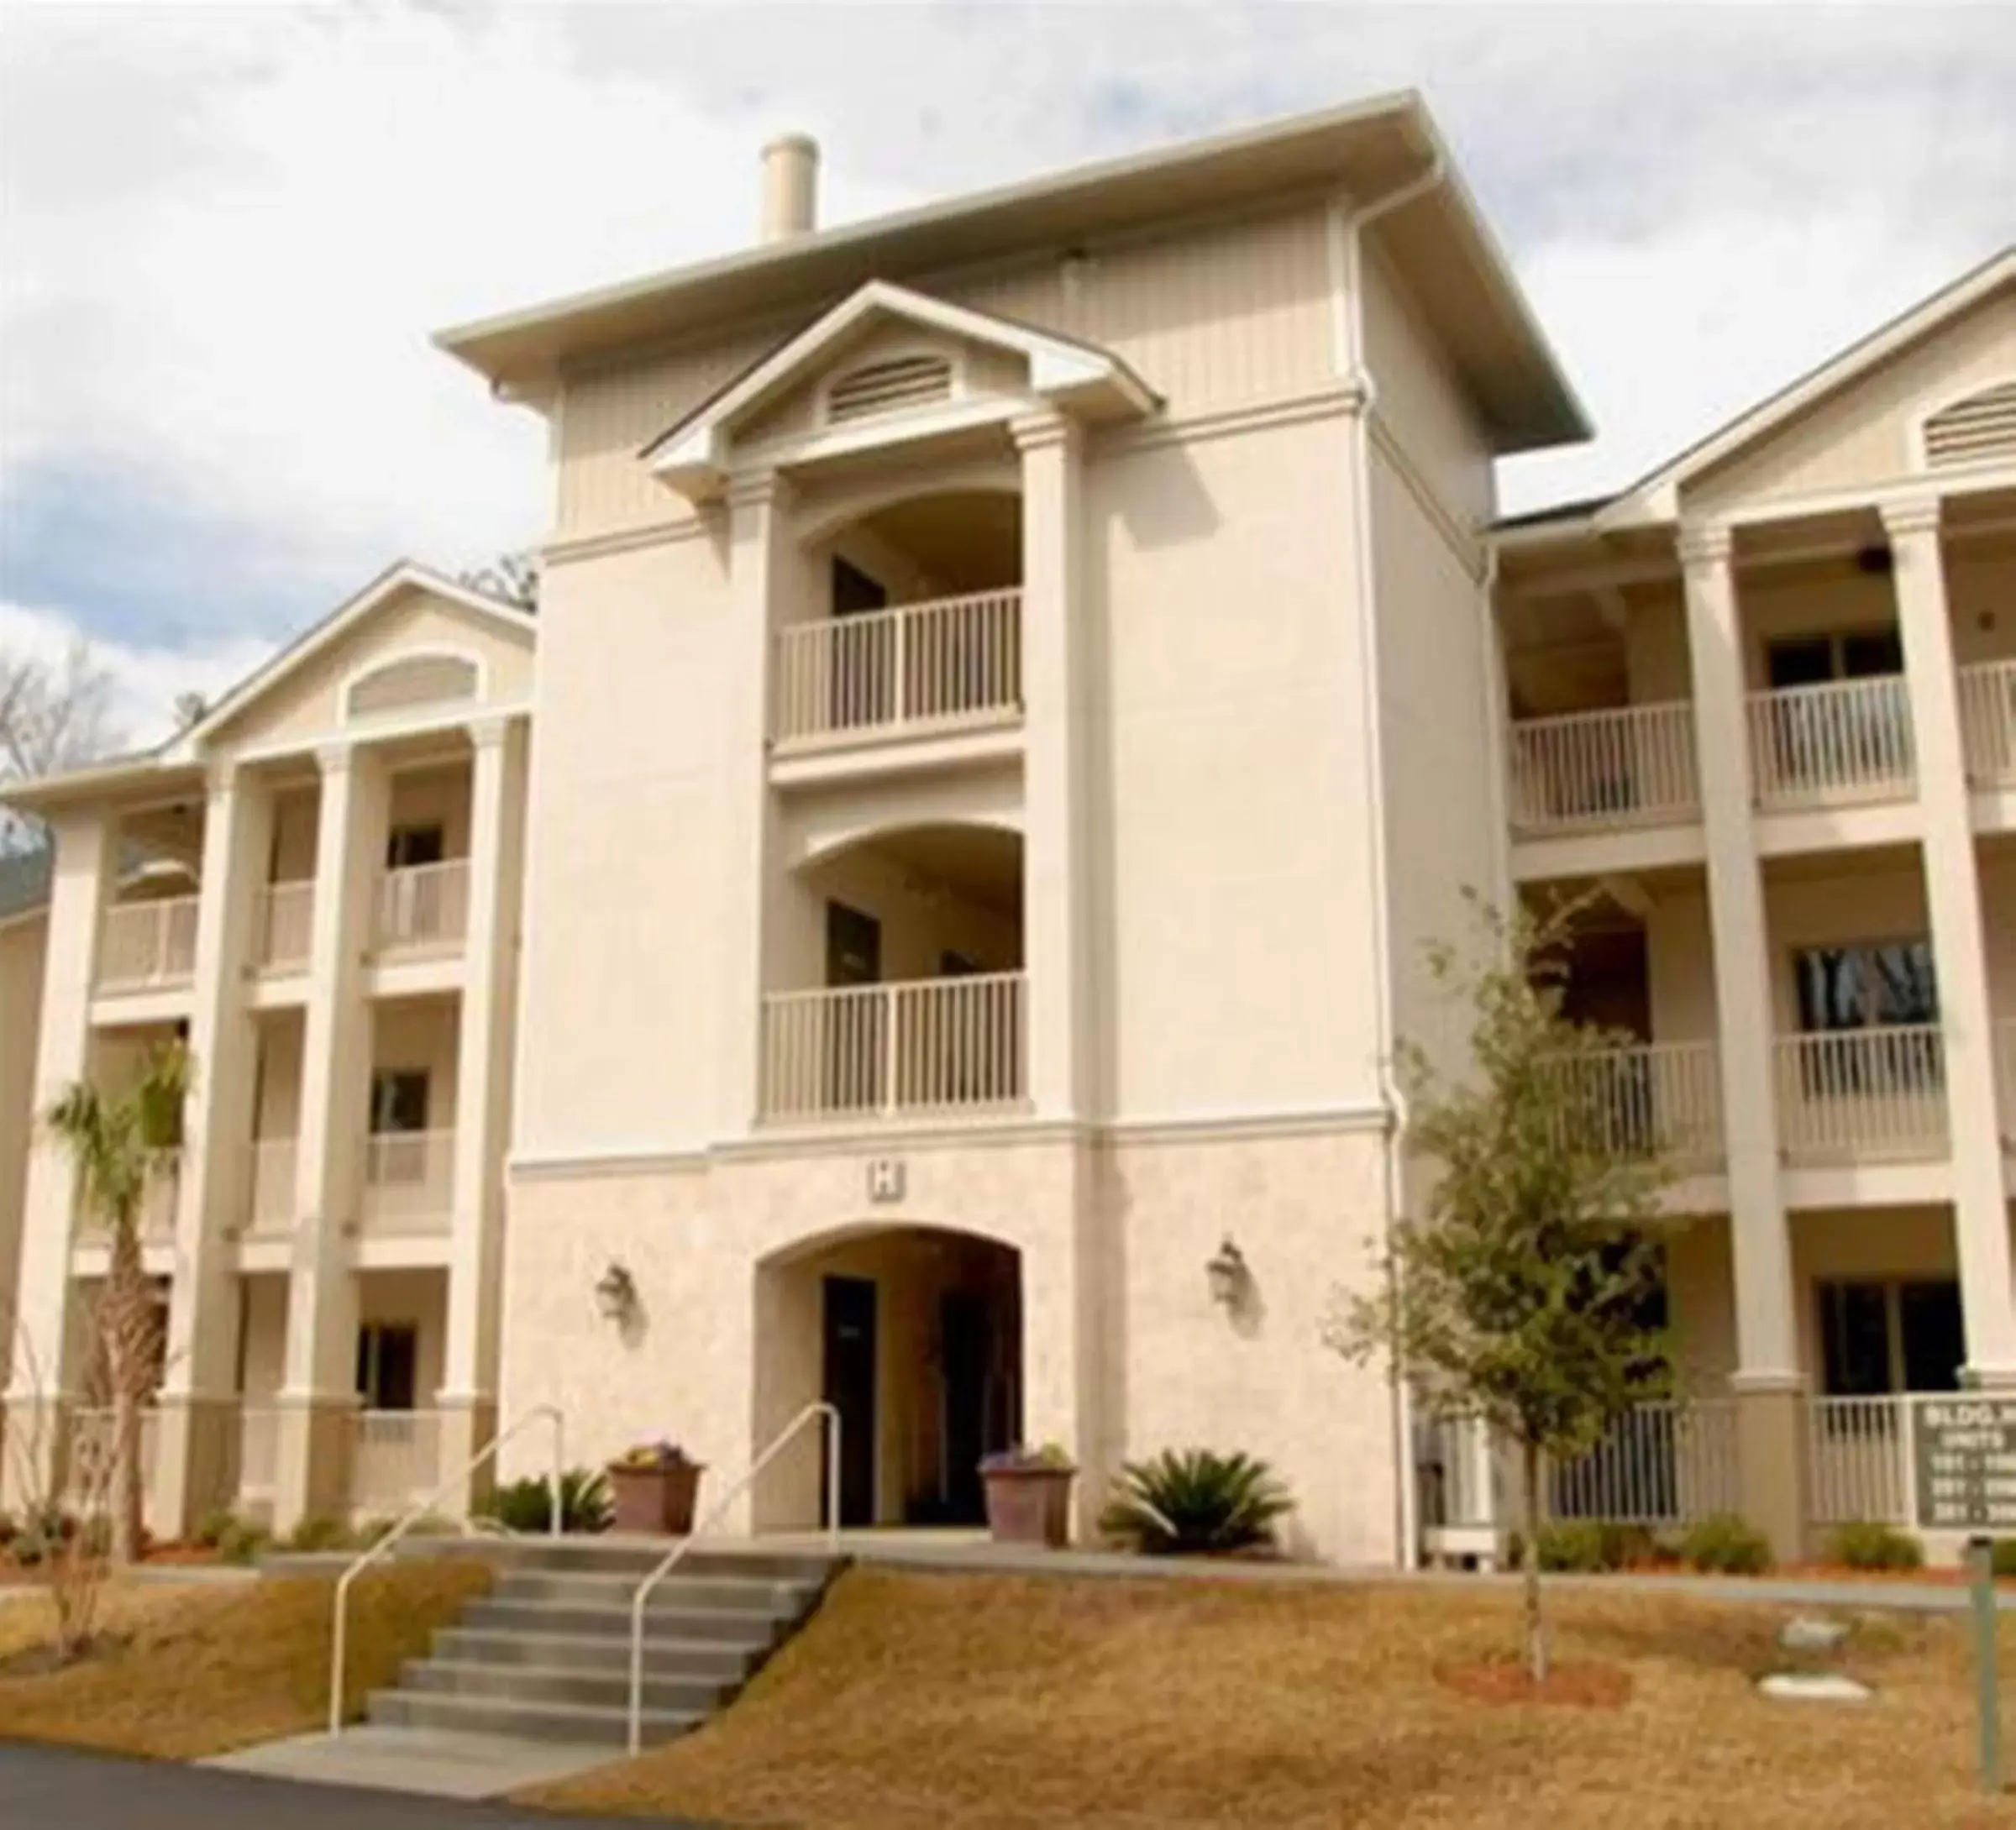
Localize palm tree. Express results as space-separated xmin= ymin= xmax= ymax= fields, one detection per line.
xmin=45 ymin=1041 xmax=190 ymax=1565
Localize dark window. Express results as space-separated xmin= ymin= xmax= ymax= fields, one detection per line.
xmin=1767 ymin=629 xmax=1903 ymax=687
xmin=1841 ymin=628 xmax=1904 ymax=679
xmin=386 ymin=824 xmax=445 ymax=870
xmin=1793 ymin=941 xmax=1938 ymax=1032
xmin=939 ymin=950 xmax=983 ymax=978
xmin=831 ymin=558 xmax=889 ymax=619
xmin=1898 ymin=1281 xmax=1964 ymax=1392
xmin=1767 ymin=637 xmax=1835 ymax=690
xmin=356 ymin=1323 xmax=419 ymax=1411
xmin=370 ymin=1070 xmax=430 ymax=1135
xmin=1819 ymin=1282 xmax=1893 ymax=1397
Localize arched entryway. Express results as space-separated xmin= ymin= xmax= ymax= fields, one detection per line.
xmin=753 ymin=1224 xmax=1021 ymax=1529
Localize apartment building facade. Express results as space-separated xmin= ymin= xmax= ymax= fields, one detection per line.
xmin=1 ymin=92 xmax=2009 ymax=1564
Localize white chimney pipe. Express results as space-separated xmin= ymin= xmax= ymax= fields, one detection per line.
xmin=760 ymin=134 xmax=819 ymax=243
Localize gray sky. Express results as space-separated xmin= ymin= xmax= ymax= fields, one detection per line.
xmin=2 ymin=1 xmax=2011 ymax=737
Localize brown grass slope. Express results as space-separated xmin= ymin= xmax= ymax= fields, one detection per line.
xmin=0 ymin=1562 xmax=489 ymax=1759
xmin=531 ymin=1566 xmax=2016 ymax=1830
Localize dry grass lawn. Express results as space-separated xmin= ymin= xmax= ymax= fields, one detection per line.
xmin=0 ymin=1562 xmax=489 ymax=1758
xmin=530 ymin=1567 xmax=2016 ymax=1830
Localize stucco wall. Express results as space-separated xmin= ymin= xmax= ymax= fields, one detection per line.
xmin=0 ymin=913 xmax=49 ymax=1320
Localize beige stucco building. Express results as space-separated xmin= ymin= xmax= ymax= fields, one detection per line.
xmin=1 ymin=92 xmax=2011 ymax=1565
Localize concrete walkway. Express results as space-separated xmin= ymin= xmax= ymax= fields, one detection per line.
xmin=202 ymin=1724 xmax=622 ymax=1801
xmin=2 ymin=1741 xmax=701 ymax=1827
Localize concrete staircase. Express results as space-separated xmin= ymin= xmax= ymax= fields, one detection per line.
xmin=365 ymin=1539 xmax=844 ymax=1749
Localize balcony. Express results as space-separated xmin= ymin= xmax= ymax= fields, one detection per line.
xmin=1508 ymin=702 xmax=1700 ymax=836
xmin=256 ymin=880 xmax=314 ymax=973
xmin=1961 ymin=659 xmax=2016 ymax=788
xmin=348 ymin=1409 xmax=444 ymax=1514
xmin=375 ymin=860 xmax=469 ymax=956
xmin=96 ymin=896 xmax=199 ymax=993
xmin=360 ymin=1128 xmax=456 ymax=1235
xmin=1772 ymin=1025 xmax=1947 ymax=1165
xmin=242 ymin=1136 xmax=298 ymax=1241
xmin=772 ymin=588 xmax=1023 ymax=751
xmin=759 ymin=973 xmax=1028 ymax=1125
xmin=1546 ymin=1041 xmax=1724 ymax=1171
xmin=1746 ymin=674 xmax=1915 ymax=811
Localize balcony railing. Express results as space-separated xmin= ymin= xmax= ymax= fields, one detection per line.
xmin=772 ymin=588 xmax=1023 ymax=747
xmin=1545 ymin=1041 xmax=1724 ymax=1169
xmin=1507 ymin=701 xmax=1700 ymax=836
xmin=375 ymin=860 xmax=470 ymax=953
xmin=348 ymin=1409 xmax=444 ymax=1513
xmin=1746 ymin=674 xmax=1914 ymax=810
xmin=1772 ymin=1025 xmax=1947 ymax=1165
xmin=759 ymin=973 xmax=1027 ymax=1124
xmin=257 ymin=880 xmax=314 ymax=973
xmin=1806 ymin=1395 xmax=1912 ymax=1524
xmin=244 ymin=1137 xmax=299 ymax=1240
xmin=360 ymin=1129 xmax=456 ymax=1233
xmin=1542 ymin=1400 xmax=1741 ymax=1528
xmin=96 ymin=895 xmax=200 ymax=992
xmin=1960 ymin=658 xmax=2016 ymax=788
xmin=76 ymin=1149 xmax=181 ymax=1247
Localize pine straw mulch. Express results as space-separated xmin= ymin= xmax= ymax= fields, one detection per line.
xmin=0 ymin=1560 xmax=489 ymax=1758
xmin=527 ymin=1565 xmax=2016 ymax=1830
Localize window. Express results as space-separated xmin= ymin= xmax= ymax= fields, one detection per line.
xmin=370 ymin=1070 xmax=430 ymax=1135
xmin=1793 ymin=941 xmax=1939 ymax=1032
xmin=1818 ymin=1278 xmax=1962 ymax=1395
xmin=355 ymin=1323 xmax=419 ymax=1412
xmin=1766 ymin=628 xmax=1903 ymax=688
xmin=386 ymin=823 xmax=445 ymax=870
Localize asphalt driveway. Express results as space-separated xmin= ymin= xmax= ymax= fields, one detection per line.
xmin=0 ymin=1741 xmax=706 ymax=1828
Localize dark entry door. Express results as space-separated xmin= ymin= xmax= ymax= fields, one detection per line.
xmin=822 ymin=1275 xmax=878 ymax=1527
xmin=940 ymin=1291 xmax=990 ymax=1523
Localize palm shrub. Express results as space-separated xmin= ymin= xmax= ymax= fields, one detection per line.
xmin=1099 ymin=1449 xmax=1293 ymax=1556
xmin=1679 ymin=1513 xmax=1773 ymax=1575
xmin=1827 ymin=1522 xmax=1923 ymax=1571
xmin=478 ymin=1468 xmax=613 ymax=1535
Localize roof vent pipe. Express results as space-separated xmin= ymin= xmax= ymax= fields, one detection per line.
xmin=760 ymin=134 xmax=819 ymax=243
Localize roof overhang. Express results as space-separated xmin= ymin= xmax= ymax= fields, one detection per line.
xmin=435 ymin=90 xmax=1587 ymax=454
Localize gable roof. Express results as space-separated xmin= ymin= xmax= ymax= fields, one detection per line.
xmin=1592 ymin=243 xmax=2015 ymax=530
xmin=641 ymin=281 xmax=1158 ymax=499
xmin=435 ymin=91 xmax=1588 ymax=454
xmin=165 ymin=560 xmax=534 ymax=758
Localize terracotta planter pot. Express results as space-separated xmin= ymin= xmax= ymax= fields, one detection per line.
xmin=983 ymin=1465 xmax=1076 ymax=1548
xmin=607 ymin=1460 xmax=704 ymax=1534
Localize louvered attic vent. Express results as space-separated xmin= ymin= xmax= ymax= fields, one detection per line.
xmin=1923 ymin=380 xmax=2016 ymax=470
xmin=826 ymin=354 xmax=953 ymax=424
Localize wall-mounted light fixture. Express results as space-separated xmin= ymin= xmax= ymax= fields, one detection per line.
xmin=594 ymin=1261 xmax=638 ymax=1324
xmin=1205 ymin=1235 xmax=1249 ymax=1308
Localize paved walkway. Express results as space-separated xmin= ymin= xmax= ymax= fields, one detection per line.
xmin=0 ymin=1740 xmax=702 ymax=1827
xmin=203 ymin=1724 xmax=621 ymax=1801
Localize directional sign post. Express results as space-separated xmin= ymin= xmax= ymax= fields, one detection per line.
xmin=1913 ymin=1395 xmax=2013 ymax=1796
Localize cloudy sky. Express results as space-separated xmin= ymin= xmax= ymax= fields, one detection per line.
xmin=2 ymin=1 xmax=2012 ymax=742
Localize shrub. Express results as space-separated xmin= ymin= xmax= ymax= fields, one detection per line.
xmin=0 ymin=1510 xmax=15 ymax=1549
xmin=1099 ymin=1449 xmax=1294 ymax=1556
xmin=1992 ymin=1539 xmax=2016 ymax=1580
xmin=283 ymin=1515 xmax=356 ymax=1553
xmin=193 ymin=1507 xmax=240 ymax=1550
xmin=478 ymin=1468 xmax=614 ymax=1535
xmin=1827 ymin=1522 xmax=1924 ymax=1572
xmin=1679 ymin=1513 xmax=1773 ymax=1576
xmin=215 ymin=1517 xmax=271 ymax=1565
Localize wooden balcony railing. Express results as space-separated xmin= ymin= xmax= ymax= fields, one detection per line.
xmin=1746 ymin=674 xmax=1914 ymax=810
xmin=257 ymin=880 xmax=314 ymax=973
xmin=96 ymin=896 xmax=200 ymax=992
xmin=772 ymin=588 xmax=1022 ymax=747
xmin=360 ymin=1129 xmax=456 ymax=1233
xmin=1507 ymin=701 xmax=1700 ymax=835
xmin=759 ymin=973 xmax=1027 ymax=1123
xmin=1772 ymin=1025 xmax=1947 ymax=1164
xmin=1544 ymin=1041 xmax=1724 ymax=1169
xmin=1960 ymin=658 xmax=2016 ymax=788
xmin=375 ymin=860 xmax=469 ymax=953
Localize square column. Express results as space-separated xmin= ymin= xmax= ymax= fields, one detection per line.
xmin=2 ymin=810 xmax=113 ymax=1513
xmin=1678 ymin=522 xmax=1806 ymax=1556
xmin=1015 ymin=412 xmax=1093 ymax=1120
xmin=1884 ymin=496 xmax=2016 ymax=1381
xmin=274 ymin=743 xmax=386 ymax=1530
xmin=438 ymin=717 xmax=529 ymax=1501
xmin=154 ymin=766 xmax=273 ymax=1536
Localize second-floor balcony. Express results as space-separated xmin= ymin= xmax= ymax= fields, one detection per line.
xmin=1961 ymin=658 xmax=2016 ymax=789
xmin=256 ymin=880 xmax=314 ymax=973
xmin=772 ymin=588 xmax=1023 ymax=751
xmin=1745 ymin=674 xmax=1914 ymax=812
xmin=375 ymin=860 xmax=470 ymax=956
xmin=360 ymin=1127 xmax=456 ymax=1235
xmin=1509 ymin=700 xmax=1701 ymax=835
xmin=96 ymin=895 xmax=200 ymax=994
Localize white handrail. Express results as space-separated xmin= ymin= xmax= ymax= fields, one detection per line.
xmin=627 ymin=1401 xmax=840 ymax=1755
xmin=327 ymin=1404 xmax=565 ymax=1737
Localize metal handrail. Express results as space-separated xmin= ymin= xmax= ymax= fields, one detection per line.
xmin=626 ymin=1401 xmax=840 ymax=1754
xmin=326 ymin=1404 xmax=565 ymax=1736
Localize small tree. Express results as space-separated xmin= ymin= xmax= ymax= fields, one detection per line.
xmin=1330 ymin=894 xmax=1675 ymax=1682
xmin=45 ymin=1041 xmax=190 ymax=1565
xmin=0 ymin=641 xmax=119 ymax=852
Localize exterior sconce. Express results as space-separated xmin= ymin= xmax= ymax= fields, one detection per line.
xmin=1205 ymin=1236 xmax=1248 ymax=1308
xmin=595 ymin=1261 xmax=638 ymax=1324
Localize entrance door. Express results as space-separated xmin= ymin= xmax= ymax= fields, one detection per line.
xmin=822 ymin=1276 xmax=879 ymax=1528
xmin=939 ymin=1291 xmax=990 ymax=1523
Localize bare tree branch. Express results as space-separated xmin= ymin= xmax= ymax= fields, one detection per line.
xmin=0 ymin=640 xmax=123 ymax=852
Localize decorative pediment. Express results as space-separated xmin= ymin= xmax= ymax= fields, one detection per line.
xmin=641 ymin=280 xmax=1158 ymax=501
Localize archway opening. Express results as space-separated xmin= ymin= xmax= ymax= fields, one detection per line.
xmin=753 ymin=1225 xmax=1022 ymax=1530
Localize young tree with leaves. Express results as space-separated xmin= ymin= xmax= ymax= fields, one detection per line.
xmin=1330 ymin=894 xmax=1676 ymax=1683
xmin=45 ymin=1041 xmax=191 ymax=1565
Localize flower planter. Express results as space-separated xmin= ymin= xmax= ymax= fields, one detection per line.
xmin=606 ymin=1459 xmax=703 ymax=1535
xmin=982 ymin=1463 xmax=1075 ymax=1548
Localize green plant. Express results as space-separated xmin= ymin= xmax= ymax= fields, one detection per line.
xmin=1679 ymin=1513 xmax=1773 ymax=1576
xmin=0 ymin=1509 xmax=16 ymax=1548
xmin=479 ymin=1468 xmax=613 ymax=1534
xmin=1098 ymin=1449 xmax=1294 ymax=1556
xmin=214 ymin=1517 xmax=271 ymax=1565
xmin=1532 ymin=1521 xmax=1620 ymax=1572
xmin=1826 ymin=1522 xmax=1924 ymax=1572
xmin=193 ymin=1507 xmax=240 ymax=1550
xmin=1992 ymin=1539 xmax=2016 ymax=1579
xmin=980 ymin=1442 xmax=1075 ymax=1475
xmin=612 ymin=1440 xmax=697 ymax=1471
xmin=282 ymin=1515 xmax=356 ymax=1553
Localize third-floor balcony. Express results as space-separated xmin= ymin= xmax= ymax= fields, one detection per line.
xmin=96 ymin=895 xmax=200 ymax=994
xmin=375 ymin=859 xmax=470 ymax=957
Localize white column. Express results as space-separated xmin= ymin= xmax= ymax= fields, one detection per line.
xmin=1884 ymin=496 xmax=2016 ymax=1382
xmin=438 ymin=717 xmax=528 ymax=1495
xmin=1 ymin=810 xmax=113 ymax=1513
xmin=154 ymin=765 xmax=272 ymax=1534
xmin=1015 ymin=412 xmax=1093 ymax=1120
xmin=275 ymin=742 xmax=385 ymax=1528
xmin=716 ymin=473 xmax=792 ymax=1138
xmin=1681 ymin=523 xmax=1806 ymax=1555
